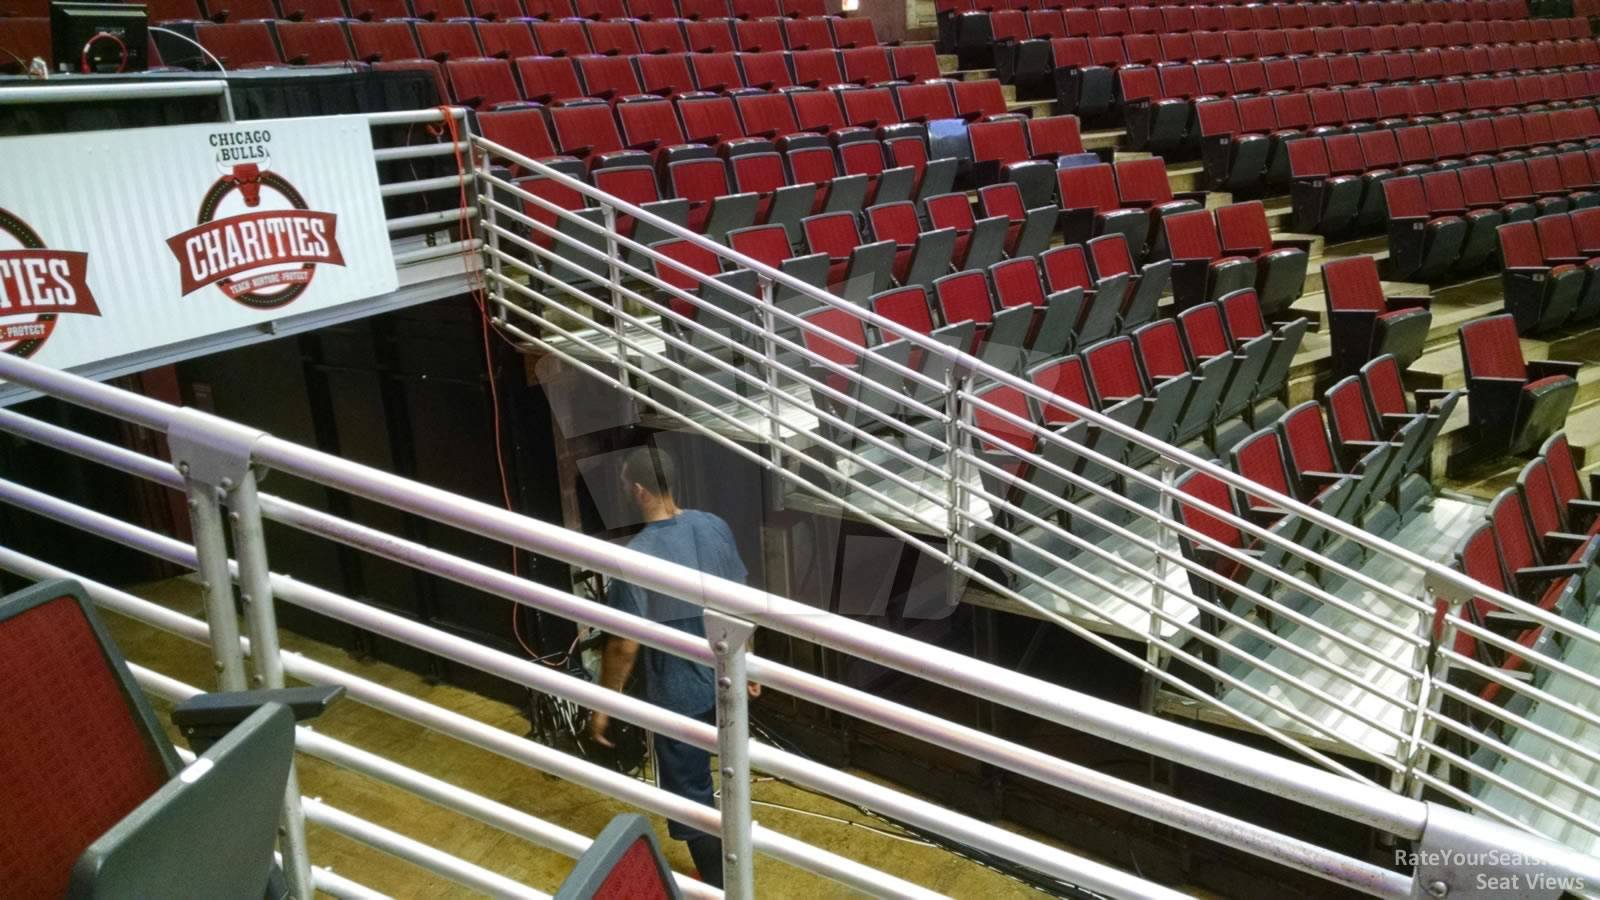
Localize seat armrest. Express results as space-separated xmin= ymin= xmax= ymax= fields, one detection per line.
xmin=1483 ymin=609 xmax=1537 ymax=629
xmin=1544 ymin=531 xmax=1594 ymax=549
xmin=1244 ymin=505 xmax=1285 ymax=525
xmin=1527 ymin=359 xmax=1582 ymax=381
xmin=1568 ymin=497 xmax=1600 ymax=519
xmin=1269 ymin=235 xmax=1317 ymax=253
xmin=1379 ymin=411 xmax=1418 ymax=433
xmin=1414 ymin=388 xmax=1456 ymax=408
xmin=1514 ymin=563 xmax=1584 ymax=591
xmin=1335 ymin=438 xmax=1397 ymax=470
xmin=1302 ymin=470 xmax=1354 ymax=485
xmin=175 ymin=685 xmax=344 ymax=730
xmin=1385 ymin=294 xmax=1431 ymax=311
xmin=174 ymin=685 xmax=344 ymax=752
xmin=1341 ymin=438 xmax=1397 ymax=450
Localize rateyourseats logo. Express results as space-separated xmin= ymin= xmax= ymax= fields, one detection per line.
xmin=1395 ymin=848 xmax=1587 ymax=894
xmin=0 ymin=207 xmax=102 ymax=359
xmin=165 ymin=130 xmax=347 ymax=310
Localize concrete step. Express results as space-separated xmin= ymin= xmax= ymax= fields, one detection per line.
xmin=937 ymin=53 xmax=958 ymax=75
xmin=1166 ymin=162 xmax=1204 ymax=194
xmin=1081 ymin=128 xmax=1126 ymax=153
xmin=1007 ymin=97 xmax=1054 ymax=117
xmin=1262 ymin=197 xmax=1293 ymax=232
xmin=1564 ymin=398 xmax=1600 ymax=470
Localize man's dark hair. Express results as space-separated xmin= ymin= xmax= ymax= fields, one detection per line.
xmin=622 ymin=446 xmax=676 ymax=497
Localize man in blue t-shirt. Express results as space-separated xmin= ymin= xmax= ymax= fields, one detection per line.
xmin=587 ymin=446 xmax=753 ymax=889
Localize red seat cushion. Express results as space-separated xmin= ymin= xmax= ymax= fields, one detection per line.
xmin=0 ymin=597 xmax=167 ymax=898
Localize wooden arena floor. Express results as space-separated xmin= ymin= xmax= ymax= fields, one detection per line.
xmin=109 ymin=577 xmax=1066 ymax=898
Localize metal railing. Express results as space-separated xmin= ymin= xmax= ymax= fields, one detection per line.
xmin=4 ymin=310 xmax=1600 ymax=897
xmin=463 ymin=123 xmax=1600 ymax=864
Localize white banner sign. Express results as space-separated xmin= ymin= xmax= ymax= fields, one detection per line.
xmin=0 ymin=115 xmax=398 ymax=373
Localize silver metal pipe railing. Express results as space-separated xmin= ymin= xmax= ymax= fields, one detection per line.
xmin=0 ymin=79 xmax=235 ymax=119
xmin=0 ymin=471 xmax=1170 ymax=899
xmin=0 ymin=402 xmax=1414 ymax=894
xmin=480 ymin=151 xmax=1437 ymax=774
xmin=473 ymin=132 xmax=1440 ymax=656
xmin=492 ymin=122 xmax=1600 ymax=893
xmin=458 ymin=134 xmax=1600 ymax=861
xmin=0 ymin=506 xmax=929 ymax=898
xmin=484 ymin=251 xmax=950 ymax=508
xmin=465 ymin=134 xmax=1510 ymax=627
xmin=482 ymin=176 xmax=950 ymax=437
xmin=954 ymin=385 xmax=1435 ymax=625
xmin=493 ymin=301 xmax=949 ymax=539
xmin=479 ymin=185 xmax=952 ymax=472
xmin=6 ymin=349 xmax=1600 ymax=896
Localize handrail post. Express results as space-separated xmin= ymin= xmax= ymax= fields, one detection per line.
xmin=602 ymin=203 xmax=630 ymax=392
xmin=1392 ymin=587 xmax=1437 ymax=796
xmin=228 ymin=469 xmax=315 ymax=900
xmin=1402 ymin=589 xmax=1457 ymax=801
xmin=176 ymin=476 xmax=248 ymax=693
xmin=705 ymin=610 xmax=757 ymax=900
xmin=760 ymin=278 xmax=782 ymax=449
xmin=168 ymin=411 xmax=256 ymax=694
xmin=1142 ymin=459 xmax=1178 ymax=714
xmin=167 ymin=409 xmax=315 ymax=900
xmin=944 ymin=371 xmax=968 ymax=599
xmin=478 ymin=138 xmax=508 ymax=331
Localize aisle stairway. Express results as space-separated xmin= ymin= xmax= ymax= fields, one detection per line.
xmin=491 ymin=18 xmax=1600 ymax=859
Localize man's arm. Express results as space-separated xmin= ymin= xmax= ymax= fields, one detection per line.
xmin=601 ymin=635 xmax=639 ymax=691
xmin=588 ymin=634 xmax=639 ymax=747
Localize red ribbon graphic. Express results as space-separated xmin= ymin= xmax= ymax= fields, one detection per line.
xmin=166 ymin=210 xmax=345 ymax=296
xmin=0 ymin=250 xmax=101 ymax=317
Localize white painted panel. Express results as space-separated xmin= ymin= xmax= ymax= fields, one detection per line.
xmin=0 ymin=115 xmax=399 ymax=375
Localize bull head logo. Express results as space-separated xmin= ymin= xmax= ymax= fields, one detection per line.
xmin=215 ymin=151 xmax=271 ymax=207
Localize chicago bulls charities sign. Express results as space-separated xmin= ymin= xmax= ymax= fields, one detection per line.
xmin=166 ymin=130 xmax=348 ymax=309
xmin=0 ymin=115 xmax=396 ymax=376
xmin=0 ymin=208 xmax=101 ymax=358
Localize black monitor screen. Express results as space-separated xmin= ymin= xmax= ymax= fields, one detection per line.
xmin=49 ymin=2 xmax=148 ymax=74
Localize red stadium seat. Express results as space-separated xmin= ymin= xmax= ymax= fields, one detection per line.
xmin=477 ymin=22 xmax=538 ymax=59
xmin=195 ymin=22 xmax=282 ymax=68
xmin=1323 ymin=255 xmax=1431 ymax=377
xmin=517 ymin=56 xmax=585 ymax=103
xmin=1459 ymin=314 xmax=1580 ymax=454
xmin=276 ymin=22 xmax=354 ymax=65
